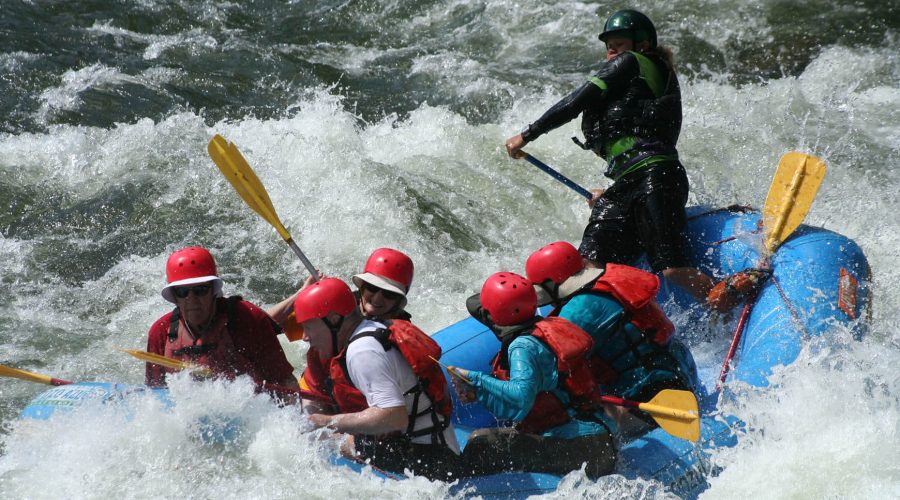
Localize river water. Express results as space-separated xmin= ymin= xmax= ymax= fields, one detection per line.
xmin=1 ymin=1 xmax=898 ymax=498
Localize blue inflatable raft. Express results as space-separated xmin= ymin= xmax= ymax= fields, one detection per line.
xmin=20 ymin=206 xmax=870 ymax=498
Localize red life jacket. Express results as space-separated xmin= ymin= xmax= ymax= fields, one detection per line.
xmin=165 ymin=296 xmax=257 ymax=381
xmin=589 ymin=263 xmax=675 ymax=345
xmin=491 ymin=316 xmax=603 ymax=434
xmin=300 ymin=349 xmax=337 ymax=410
xmin=565 ymin=264 xmax=677 ymax=386
xmin=326 ymin=320 xmax=452 ymax=443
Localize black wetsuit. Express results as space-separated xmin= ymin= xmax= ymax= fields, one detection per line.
xmin=521 ymin=51 xmax=690 ymax=272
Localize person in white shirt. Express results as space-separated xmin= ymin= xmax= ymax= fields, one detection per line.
xmin=295 ymin=278 xmax=467 ymax=480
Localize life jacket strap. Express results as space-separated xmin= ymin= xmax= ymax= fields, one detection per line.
xmin=346 ymin=328 xmax=449 ymax=445
xmin=171 ymin=343 xmax=218 ymax=358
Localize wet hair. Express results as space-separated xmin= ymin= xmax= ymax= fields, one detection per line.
xmin=656 ymin=45 xmax=675 ymax=68
xmin=641 ymin=44 xmax=675 ymax=70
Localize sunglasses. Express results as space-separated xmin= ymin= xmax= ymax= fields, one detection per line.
xmin=361 ymin=282 xmax=402 ymax=302
xmin=173 ymin=284 xmax=213 ymax=299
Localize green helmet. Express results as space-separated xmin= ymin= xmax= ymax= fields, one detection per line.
xmin=598 ymin=9 xmax=657 ymax=48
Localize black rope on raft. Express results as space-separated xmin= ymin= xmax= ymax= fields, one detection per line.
xmin=770 ymin=274 xmax=808 ymax=338
xmin=351 ymin=456 xmax=403 ymax=481
xmin=686 ymin=204 xmax=755 ymax=221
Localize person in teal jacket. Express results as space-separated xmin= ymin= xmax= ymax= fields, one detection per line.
xmin=450 ymin=272 xmax=616 ymax=478
xmin=525 ymin=241 xmax=701 ymax=438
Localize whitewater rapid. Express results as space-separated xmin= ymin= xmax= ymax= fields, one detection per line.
xmin=2 ymin=1 xmax=899 ymax=498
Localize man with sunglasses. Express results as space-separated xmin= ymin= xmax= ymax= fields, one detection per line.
xmin=268 ymin=247 xmax=414 ymax=341
xmin=145 ymin=246 xmax=296 ymax=391
xmin=351 ymin=247 xmax=414 ymax=321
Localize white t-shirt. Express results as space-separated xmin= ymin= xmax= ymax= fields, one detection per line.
xmin=345 ymin=319 xmax=459 ymax=452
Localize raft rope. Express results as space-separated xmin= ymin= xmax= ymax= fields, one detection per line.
xmin=769 ymin=274 xmax=808 ymax=337
xmin=686 ymin=204 xmax=754 ymax=221
xmin=688 ymin=205 xmax=759 ymax=247
xmin=351 ymin=456 xmax=402 ymax=481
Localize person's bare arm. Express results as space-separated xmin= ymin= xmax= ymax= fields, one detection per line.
xmin=309 ymin=405 xmax=407 ymax=435
xmin=267 ymin=274 xmax=319 ymax=325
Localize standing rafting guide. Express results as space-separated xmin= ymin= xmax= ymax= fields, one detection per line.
xmin=505 ymin=9 xmax=766 ymax=311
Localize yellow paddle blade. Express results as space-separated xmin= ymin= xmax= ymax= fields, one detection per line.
xmin=640 ymin=389 xmax=701 ymax=442
xmin=207 ymin=135 xmax=292 ymax=242
xmin=120 ymin=349 xmax=213 ymax=377
xmin=0 ymin=364 xmax=55 ymax=385
xmin=763 ymin=152 xmax=826 ymax=254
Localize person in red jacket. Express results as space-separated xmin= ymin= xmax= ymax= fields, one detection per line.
xmin=145 ymin=246 xmax=296 ymax=391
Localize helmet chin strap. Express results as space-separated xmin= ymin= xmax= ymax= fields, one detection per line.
xmin=182 ymin=299 xmax=218 ymax=338
xmin=541 ymin=280 xmax=562 ymax=305
xmin=322 ymin=316 xmax=345 ymax=357
xmin=381 ymin=298 xmax=404 ymax=318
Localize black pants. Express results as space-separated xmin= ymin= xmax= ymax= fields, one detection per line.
xmin=355 ymin=436 xmax=476 ymax=481
xmin=579 ymin=161 xmax=690 ymax=272
xmin=462 ymin=428 xmax=616 ymax=479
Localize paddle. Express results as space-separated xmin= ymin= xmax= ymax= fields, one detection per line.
xmin=120 ymin=348 xmax=214 ymax=377
xmin=207 ymin=135 xmax=320 ymax=281
xmin=519 ymin=151 xmax=593 ymax=200
xmin=121 ymin=349 xmax=333 ymax=403
xmin=599 ymin=389 xmax=700 ymax=442
xmin=430 ymin=356 xmax=471 ymax=383
xmin=716 ymin=152 xmax=826 ymax=388
xmin=0 ymin=363 xmax=72 ymax=386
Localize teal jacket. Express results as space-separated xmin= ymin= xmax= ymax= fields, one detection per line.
xmin=468 ymin=335 xmax=615 ymax=439
xmin=558 ymin=292 xmax=698 ymax=400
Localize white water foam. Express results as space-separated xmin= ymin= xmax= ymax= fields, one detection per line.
xmin=705 ymin=335 xmax=900 ymax=499
xmin=87 ymin=20 xmax=219 ymax=61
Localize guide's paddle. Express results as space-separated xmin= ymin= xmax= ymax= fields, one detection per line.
xmin=761 ymin=152 xmax=827 ymax=255
xmin=120 ymin=349 xmax=332 ymax=403
xmin=0 ymin=364 xmax=72 ymax=386
xmin=518 ymin=151 xmax=593 ymax=200
xmin=207 ymin=135 xmax=320 ymax=281
xmin=716 ymin=152 xmax=826 ymax=388
xmin=599 ymin=389 xmax=700 ymax=442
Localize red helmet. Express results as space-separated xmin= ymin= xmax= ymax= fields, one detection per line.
xmin=352 ymin=248 xmax=414 ymax=296
xmin=525 ymin=241 xmax=584 ymax=285
xmin=480 ymin=272 xmax=537 ymax=326
xmin=294 ymin=278 xmax=357 ymax=324
xmin=161 ymin=247 xmax=223 ymax=303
